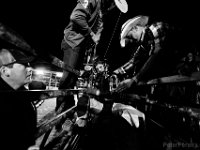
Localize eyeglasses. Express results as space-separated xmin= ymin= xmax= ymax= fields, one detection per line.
xmin=3 ymin=61 xmax=31 ymax=67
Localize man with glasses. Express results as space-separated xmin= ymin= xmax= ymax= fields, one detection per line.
xmin=0 ymin=48 xmax=39 ymax=150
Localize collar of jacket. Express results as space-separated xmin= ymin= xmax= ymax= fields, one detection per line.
xmin=0 ymin=77 xmax=14 ymax=91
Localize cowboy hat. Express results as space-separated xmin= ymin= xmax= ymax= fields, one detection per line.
xmin=114 ymin=0 xmax=128 ymax=13
xmin=120 ymin=15 xmax=149 ymax=47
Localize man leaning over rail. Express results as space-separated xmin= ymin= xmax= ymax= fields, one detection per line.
xmin=112 ymin=15 xmax=200 ymax=148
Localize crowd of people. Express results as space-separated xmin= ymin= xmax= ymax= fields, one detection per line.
xmin=0 ymin=0 xmax=200 ymax=150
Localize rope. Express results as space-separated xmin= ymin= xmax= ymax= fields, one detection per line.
xmin=103 ymin=12 xmax=122 ymax=59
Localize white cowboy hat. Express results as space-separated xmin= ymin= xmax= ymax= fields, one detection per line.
xmin=120 ymin=15 xmax=149 ymax=47
xmin=114 ymin=0 xmax=128 ymax=13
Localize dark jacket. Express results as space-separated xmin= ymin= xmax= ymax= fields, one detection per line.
xmin=0 ymin=78 xmax=37 ymax=150
xmin=64 ymin=0 xmax=103 ymax=49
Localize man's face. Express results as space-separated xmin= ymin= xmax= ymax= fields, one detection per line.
xmin=9 ymin=63 xmax=32 ymax=87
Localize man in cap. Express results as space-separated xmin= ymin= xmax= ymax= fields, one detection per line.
xmin=0 ymin=47 xmax=39 ymax=150
xmin=112 ymin=15 xmax=199 ymax=148
xmin=114 ymin=15 xmax=184 ymax=89
xmin=114 ymin=15 xmax=197 ymax=102
xmin=110 ymin=16 xmax=169 ymax=130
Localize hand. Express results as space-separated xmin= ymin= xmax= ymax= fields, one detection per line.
xmin=113 ymin=67 xmax=126 ymax=75
xmin=115 ymin=77 xmax=138 ymax=93
xmin=91 ymin=32 xmax=100 ymax=44
xmin=75 ymin=113 xmax=88 ymax=127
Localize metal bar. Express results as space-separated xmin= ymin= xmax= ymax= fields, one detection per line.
xmin=36 ymin=105 xmax=76 ymax=138
xmin=0 ymin=89 xmax=84 ymax=101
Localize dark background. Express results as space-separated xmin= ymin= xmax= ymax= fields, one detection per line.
xmin=0 ymin=0 xmax=199 ymax=71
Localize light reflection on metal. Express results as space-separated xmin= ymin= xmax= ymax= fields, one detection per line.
xmin=56 ymin=72 xmax=63 ymax=78
xmin=35 ymin=69 xmax=45 ymax=75
xmin=30 ymin=69 xmax=63 ymax=88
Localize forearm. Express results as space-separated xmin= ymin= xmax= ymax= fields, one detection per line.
xmin=134 ymin=52 xmax=159 ymax=82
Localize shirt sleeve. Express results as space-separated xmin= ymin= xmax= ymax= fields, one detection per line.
xmin=70 ymin=3 xmax=93 ymax=36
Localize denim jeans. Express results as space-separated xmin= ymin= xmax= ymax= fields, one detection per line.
xmin=56 ymin=39 xmax=88 ymax=116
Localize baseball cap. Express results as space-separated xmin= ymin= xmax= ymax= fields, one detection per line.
xmin=0 ymin=48 xmax=35 ymax=67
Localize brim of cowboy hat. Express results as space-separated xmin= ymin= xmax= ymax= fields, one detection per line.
xmin=114 ymin=0 xmax=128 ymax=13
xmin=120 ymin=15 xmax=149 ymax=47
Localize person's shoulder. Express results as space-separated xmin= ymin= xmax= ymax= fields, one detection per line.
xmin=72 ymin=1 xmax=90 ymax=15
